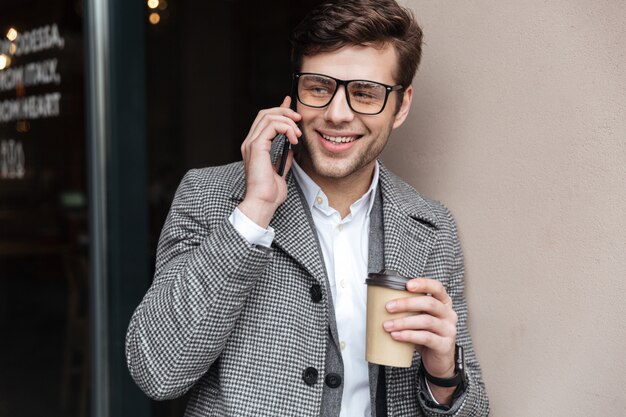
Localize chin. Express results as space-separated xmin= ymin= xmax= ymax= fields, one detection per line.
xmin=310 ymin=157 xmax=366 ymax=180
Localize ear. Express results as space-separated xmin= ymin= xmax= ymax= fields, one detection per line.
xmin=392 ymin=85 xmax=413 ymax=129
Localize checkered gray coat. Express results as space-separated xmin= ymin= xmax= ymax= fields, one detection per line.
xmin=126 ymin=160 xmax=489 ymax=416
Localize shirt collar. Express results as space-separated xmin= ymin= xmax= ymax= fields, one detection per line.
xmin=291 ymin=160 xmax=379 ymax=217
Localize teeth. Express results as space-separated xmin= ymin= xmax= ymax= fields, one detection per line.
xmin=322 ymin=134 xmax=357 ymax=143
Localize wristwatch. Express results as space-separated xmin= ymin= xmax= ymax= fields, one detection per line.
xmin=421 ymin=344 xmax=467 ymax=388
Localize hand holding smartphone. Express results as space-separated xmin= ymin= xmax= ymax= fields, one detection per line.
xmin=237 ymin=94 xmax=300 ymax=228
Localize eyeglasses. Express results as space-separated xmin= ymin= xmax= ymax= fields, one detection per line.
xmin=294 ymin=72 xmax=404 ymax=115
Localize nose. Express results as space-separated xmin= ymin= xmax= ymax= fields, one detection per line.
xmin=323 ymin=85 xmax=355 ymax=124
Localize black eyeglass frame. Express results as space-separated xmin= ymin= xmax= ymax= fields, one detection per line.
xmin=293 ymin=72 xmax=404 ymax=115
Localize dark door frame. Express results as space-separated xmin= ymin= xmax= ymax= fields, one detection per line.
xmin=84 ymin=0 xmax=151 ymax=415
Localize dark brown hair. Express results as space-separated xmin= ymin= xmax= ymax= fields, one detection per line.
xmin=290 ymin=0 xmax=423 ymax=89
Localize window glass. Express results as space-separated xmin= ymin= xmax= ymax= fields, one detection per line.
xmin=0 ymin=1 xmax=89 ymax=416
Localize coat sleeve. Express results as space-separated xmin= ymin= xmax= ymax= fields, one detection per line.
xmin=125 ymin=169 xmax=272 ymax=400
xmin=417 ymin=207 xmax=490 ymax=416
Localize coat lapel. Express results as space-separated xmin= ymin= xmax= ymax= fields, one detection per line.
xmin=270 ymin=174 xmax=328 ymax=285
xmin=230 ymin=168 xmax=328 ymax=286
xmin=378 ymin=164 xmax=440 ymax=279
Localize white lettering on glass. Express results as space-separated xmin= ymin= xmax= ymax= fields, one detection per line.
xmin=0 ymin=59 xmax=62 ymax=92
xmin=0 ymin=92 xmax=62 ymax=123
xmin=0 ymin=139 xmax=26 ymax=179
xmin=0 ymin=24 xmax=65 ymax=56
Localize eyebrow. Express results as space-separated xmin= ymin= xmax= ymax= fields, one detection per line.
xmin=350 ymin=81 xmax=382 ymax=88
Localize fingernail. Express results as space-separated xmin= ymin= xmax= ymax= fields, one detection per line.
xmin=407 ymin=280 xmax=417 ymax=290
xmin=391 ymin=332 xmax=401 ymax=339
xmin=383 ymin=321 xmax=394 ymax=330
xmin=386 ymin=301 xmax=396 ymax=311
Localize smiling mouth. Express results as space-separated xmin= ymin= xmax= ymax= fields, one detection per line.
xmin=320 ymin=133 xmax=360 ymax=144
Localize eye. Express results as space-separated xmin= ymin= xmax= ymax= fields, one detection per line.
xmin=301 ymin=77 xmax=335 ymax=98
xmin=349 ymin=82 xmax=385 ymax=103
xmin=308 ymin=85 xmax=331 ymax=95
xmin=352 ymin=90 xmax=377 ymax=100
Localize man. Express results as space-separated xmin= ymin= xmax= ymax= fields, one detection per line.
xmin=126 ymin=0 xmax=489 ymax=416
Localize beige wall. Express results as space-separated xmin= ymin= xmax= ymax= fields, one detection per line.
xmin=385 ymin=1 xmax=626 ymax=415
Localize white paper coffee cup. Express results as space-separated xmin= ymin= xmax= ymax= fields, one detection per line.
xmin=365 ymin=270 xmax=424 ymax=368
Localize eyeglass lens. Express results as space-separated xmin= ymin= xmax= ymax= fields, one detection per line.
xmin=298 ymin=74 xmax=388 ymax=114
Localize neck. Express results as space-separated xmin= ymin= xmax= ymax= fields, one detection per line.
xmin=302 ymin=162 xmax=376 ymax=219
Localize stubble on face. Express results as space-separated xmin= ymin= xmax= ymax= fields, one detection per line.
xmin=297 ymin=118 xmax=394 ymax=183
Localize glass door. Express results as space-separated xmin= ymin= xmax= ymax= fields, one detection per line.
xmin=0 ymin=1 xmax=89 ymax=416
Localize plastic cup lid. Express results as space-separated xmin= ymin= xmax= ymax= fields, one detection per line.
xmin=365 ymin=269 xmax=409 ymax=291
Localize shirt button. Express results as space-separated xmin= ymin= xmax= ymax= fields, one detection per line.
xmin=316 ymin=196 xmax=323 ymax=205
xmin=337 ymin=224 xmax=344 ymax=231
xmin=340 ymin=341 xmax=346 ymax=351
xmin=325 ymin=373 xmax=342 ymax=389
xmin=340 ymin=280 xmax=346 ymax=288
xmin=302 ymin=367 xmax=319 ymax=386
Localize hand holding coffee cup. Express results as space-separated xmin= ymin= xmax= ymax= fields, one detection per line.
xmin=365 ymin=270 xmax=424 ymax=367
xmin=380 ymin=275 xmax=459 ymax=381
xmin=366 ymin=270 xmax=458 ymax=377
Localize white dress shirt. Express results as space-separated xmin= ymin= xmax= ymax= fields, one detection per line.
xmin=230 ymin=160 xmax=379 ymax=417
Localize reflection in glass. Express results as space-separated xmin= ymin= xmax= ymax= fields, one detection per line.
xmin=6 ymin=28 xmax=18 ymax=41
xmin=0 ymin=1 xmax=89 ymax=416
xmin=0 ymin=54 xmax=10 ymax=69
xmin=149 ymin=12 xmax=161 ymax=25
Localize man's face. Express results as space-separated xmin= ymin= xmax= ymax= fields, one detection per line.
xmin=296 ymin=43 xmax=413 ymax=185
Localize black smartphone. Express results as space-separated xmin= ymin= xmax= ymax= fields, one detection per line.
xmin=276 ymin=133 xmax=291 ymax=177
xmin=276 ymin=88 xmax=298 ymax=177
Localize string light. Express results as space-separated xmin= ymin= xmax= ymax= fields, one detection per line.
xmin=6 ymin=28 xmax=18 ymax=42
xmin=147 ymin=0 xmax=159 ymax=9
xmin=0 ymin=54 xmax=11 ymax=70
xmin=149 ymin=12 xmax=161 ymax=25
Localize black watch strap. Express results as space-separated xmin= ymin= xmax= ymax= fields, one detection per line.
xmin=421 ymin=344 xmax=466 ymax=388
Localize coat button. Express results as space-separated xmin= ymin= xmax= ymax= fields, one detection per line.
xmin=302 ymin=367 xmax=319 ymax=386
xmin=309 ymin=284 xmax=322 ymax=303
xmin=325 ymin=373 xmax=342 ymax=388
